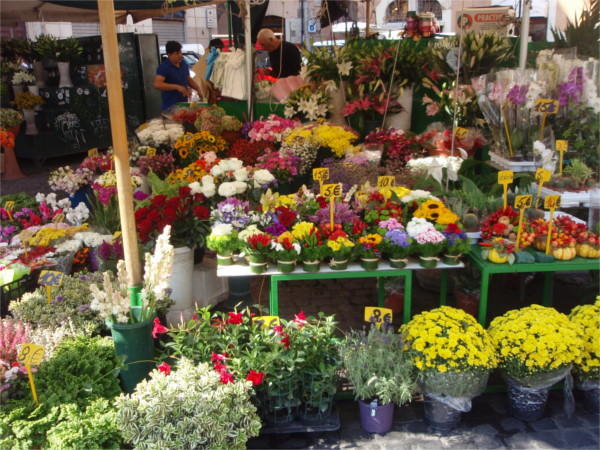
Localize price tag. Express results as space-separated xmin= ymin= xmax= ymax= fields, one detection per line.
xmin=320 ymin=183 xmax=342 ymax=199
xmin=454 ymin=127 xmax=468 ymax=139
xmin=497 ymin=170 xmax=513 ymax=209
xmin=377 ymin=176 xmax=395 ymax=189
xmin=3 ymin=200 xmax=15 ymax=221
xmin=556 ymin=140 xmax=568 ymax=176
xmin=87 ymin=147 xmax=99 ymax=157
xmin=514 ymin=195 xmax=532 ymax=250
xmin=52 ymin=213 xmax=65 ymax=223
xmin=535 ymin=168 xmax=552 ymax=184
xmin=543 ymin=195 xmax=561 ymax=255
xmin=17 ymin=343 xmax=45 ymax=405
xmin=252 ymin=315 xmax=280 ymax=329
xmin=39 ymin=270 xmax=64 ymax=287
xmin=534 ymin=99 xmax=560 ymax=114
xmin=146 ymin=147 xmax=157 ymax=157
xmin=364 ymin=307 xmax=393 ymax=328
xmin=312 ymin=168 xmax=329 ymax=184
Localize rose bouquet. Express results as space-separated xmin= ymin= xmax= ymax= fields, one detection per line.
xmin=406 ymin=218 xmax=446 ymax=268
xmin=283 ymin=84 xmax=331 ymax=122
xmin=269 ymin=232 xmax=301 ymax=273
xmin=207 ymin=223 xmax=240 ymax=266
xmin=401 ymin=306 xmax=497 ymax=431
xmin=326 ymin=230 xmax=355 ymax=270
xmin=291 ymin=222 xmax=327 ymax=272
xmin=488 ymin=305 xmax=584 ymax=421
xmin=246 ymin=114 xmax=299 ymax=143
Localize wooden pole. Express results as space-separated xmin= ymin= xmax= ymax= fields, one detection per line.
xmin=97 ymin=0 xmax=142 ymax=290
xmin=365 ymin=0 xmax=371 ymax=37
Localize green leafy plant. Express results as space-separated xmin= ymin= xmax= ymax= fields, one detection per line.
xmin=340 ymin=326 xmax=416 ymax=406
xmin=552 ymin=0 xmax=600 ymax=58
xmin=115 ymin=358 xmax=261 ymax=450
xmin=564 ymin=158 xmax=595 ymax=189
xmin=0 ymin=192 xmax=34 ymax=210
xmin=88 ymin=191 xmax=121 ymax=234
xmin=32 ymin=34 xmax=59 ymax=60
xmin=55 ymin=37 xmax=83 ymax=62
xmin=552 ymin=104 xmax=600 ymax=170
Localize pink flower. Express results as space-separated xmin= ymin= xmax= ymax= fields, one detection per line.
xmin=152 ymin=317 xmax=168 ymax=339
xmin=219 ymin=370 xmax=234 ymax=384
xmin=293 ymin=311 xmax=307 ymax=327
xmin=210 ymin=352 xmax=229 ymax=363
xmin=157 ymin=362 xmax=171 ymax=375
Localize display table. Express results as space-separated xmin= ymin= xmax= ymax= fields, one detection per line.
xmin=217 ymin=259 xmax=463 ymax=322
xmin=468 ymin=246 xmax=600 ymax=325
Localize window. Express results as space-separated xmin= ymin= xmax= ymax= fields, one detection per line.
xmin=418 ymin=0 xmax=442 ymax=20
xmin=386 ymin=0 xmax=408 ymax=23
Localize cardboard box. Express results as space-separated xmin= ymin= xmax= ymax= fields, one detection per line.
xmin=457 ymin=6 xmax=515 ymax=35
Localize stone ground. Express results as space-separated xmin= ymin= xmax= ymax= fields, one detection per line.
xmin=3 ymin=154 xmax=600 ymax=449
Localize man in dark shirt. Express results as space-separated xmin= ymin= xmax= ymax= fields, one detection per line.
xmin=257 ymin=28 xmax=302 ymax=78
xmin=153 ymin=40 xmax=201 ymax=110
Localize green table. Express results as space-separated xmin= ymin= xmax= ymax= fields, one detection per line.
xmin=468 ymin=246 xmax=600 ymax=325
xmin=217 ymin=260 xmax=462 ymax=323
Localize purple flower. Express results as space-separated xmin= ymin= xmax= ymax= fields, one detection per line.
xmin=506 ymin=84 xmax=528 ymax=106
xmin=444 ymin=231 xmax=467 ymax=246
xmin=265 ymin=223 xmax=287 ymax=236
xmin=97 ymin=241 xmax=113 ymax=260
xmin=385 ymin=229 xmax=410 ymax=247
xmin=212 ymin=198 xmax=251 ymax=230
xmin=78 ymin=304 xmax=91 ymax=313
xmin=309 ymin=203 xmax=359 ymax=225
xmin=133 ymin=190 xmax=150 ymax=201
xmin=52 ymin=295 xmax=64 ymax=305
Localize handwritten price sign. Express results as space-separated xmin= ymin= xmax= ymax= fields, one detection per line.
xmin=377 ymin=176 xmax=395 ymax=189
xmin=544 ymin=195 xmax=561 ymax=210
xmin=252 ymin=316 xmax=281 ymax=329
xmin=364 ymin=307 xmax=393 ymax=328
xmin=3 ymin=201 xmax=15 ymax=220
xmin=556 ymin=140 xmax=568 ymax=175
xmin=497 ymin=170 xmax=513 ymax=209
xmin=515 ymin=195 xmax=533 ymax=210
xmin=312 ymin=168 xmax=329 ymax=184
xmin=535 ymin=99 xmax=560 ymax=114
xmin=39 ymin=270 xmax=64 ymax=287
xmin=535 ymin=168 xmax=552 ymax=184
xmin=52 ymin=213 xmax=65 ymax=223
xmin=320 ymin=183 xmax=342 ymax=199
xmin=87 ymin=147 xmax=99 ymax=157
xmin=18 ymin=343 xmax=45 ymax=405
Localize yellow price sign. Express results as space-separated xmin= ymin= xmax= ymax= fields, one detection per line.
xmin=377 ymin=176 xmax=395 ymax=189
xmin=454 ymin=127 xmax=468 ymax=139
xmin=320 ymin=183 xmax=342 ymax=199
xmin=17 ymin=343 xmax=45 ymax=406
xmin=252 ymin=316 xmax=281 ymax=329
xmin=364 ymin=307 xmax=393 ymax=328
xmin=312 ymin=168 xmax=329 ymax=183
xmin=535 ymin=168 xmax=552 ymax=184
xmin=146 ymin=147 xmax=157 ymax=157
xmin=3 ymin=200 xmax=15 ymax=221
xmin=534 ymin=99 xmax=560 ymax=114
xmin=515 ymin=195 xmax=532 ymax=210
xmin=38 ymin=270 xmax=64 ymax=287
xmin=556 ymin=140 xmax=568 ymax=175
xmin=87 ymin=147 xmax=99 ymax=158
xmin=497 ymin=170 xmax=513 ymax=209
xmin=544 ymin=195 xmax=561 ymax=210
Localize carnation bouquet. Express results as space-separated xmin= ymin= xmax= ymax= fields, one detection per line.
xmin=406 ymin=218 xmax=446 ymax=268
xmin=206 ymin=223 xmax=239 ymax=265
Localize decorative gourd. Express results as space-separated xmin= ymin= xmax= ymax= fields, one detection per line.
xmin=552 ymin=247 xmax=577 ymax=261
xmin=488 ymin=249 xmax=509 ymax=264
xmin=576 ymin=243 xmax=600 ymax=259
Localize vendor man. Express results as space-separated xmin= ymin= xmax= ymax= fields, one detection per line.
xmin=257 ymin=28 xmax=302 ymax=78
xmin=154 ymin=40 xmax=201 ymax=110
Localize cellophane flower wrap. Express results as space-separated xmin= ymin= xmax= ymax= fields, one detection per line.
xmin=406 ymin=218 xmax=446 ymax=257
xmin=401 ymin=306 xmax=497 ymax=403
xmin=488 ymin=305 xmax=584 ymax=387
xmin=292 ymin=222 xmax=327 ymax=262
xmin=269 ymin=232 xmax=301 ymax=261
xmin=569 ymin=300 xmax=600 ymax=384
xmin=207 ymin=223 xmax=239 ymax=256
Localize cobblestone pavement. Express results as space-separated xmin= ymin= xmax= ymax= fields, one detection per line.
xmin=248 ymin=391 xmax=600 ymax=449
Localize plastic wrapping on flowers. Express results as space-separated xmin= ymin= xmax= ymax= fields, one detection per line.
xmin=420 ymin=370 xmax=489 ymax=413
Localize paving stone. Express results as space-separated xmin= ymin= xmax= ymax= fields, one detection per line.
xmin=500 ymin=417 xmax=528 ymax=433
xmin=407 ymin=437 xmax=449 ymax=450
xmin=505 ymin=431 xmax=564 ymax=449
xmin=553 ymin=413 xmax=585 ymax=429
xmin=405 ymin=420 xmax=429 ymax=434
xmin=470 ymin=423 xmax=500 ymax=436
xmin=529 ymin=417 xmax=558 ymax=431
xmin=561 ymin=430 xmax=598 ymax=448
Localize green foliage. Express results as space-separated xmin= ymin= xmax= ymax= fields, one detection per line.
xmin=0 ymin=192 xmax=35 ymax=210
xmin=551 ymin=0 xmax=600 ymax=58
xmin=88 ymin=191 xmax=122 ymax=234
xmin=9 ymin=272 xmax=107 ymax=334
xmin=302 ymin=46 xmax=341 ymax=85
xmin=340 ymin=327 xmax=416 ymax=405
xmin=55 ymin=37 xmax=83 ymax=62
xmin=115 ymin=358 xmax=261 ymax=450
xmin=33 ymin=34 xmax=59 ymax=60
xmin=146 ymin=170 xmax=185 ymax=197
xmin=553 ymin=104 xmax=600 ymax=170
xmin=564 ymin=158 xmax=595 ymax=188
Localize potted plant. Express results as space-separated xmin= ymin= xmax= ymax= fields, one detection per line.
xmin=269 ymin=231 xmax=301 ymax=274
xmin=55 ymin=37 xmax=83 ymax=88
xmin=401 ymin=306 xmax=497 ymax=432
xmin=292 ymin=221 xmax=327 ymax=272
xmin=325 ymin=229 xmax=355 ymax=270
xmin=480 ymin=237 xmax=516 ymax=264
xmin=569 ymin=300 xmax=600 ymax=414
xmin=89 ymin=225 xmax=174 ymax=392
xmin=356 ymin=233 xmax=383 ymax=271
xmin=206 ymin=223 xmax=239 ymax=266
xmin=488 ymin=305 xmax=584 ymax=421
xmin=406 ymin=217 xmax=446 ymax=268
xmin=381 ymin=225 xmax=412 ymax=268
xmin=242 ymin=232 xmax=272 ymax=274
xmin=12 ymin=91 xmax=43 ymax=135
xmin=0 ymin=108 xmax=23 ymax=135
xmin=546 ymin=159 xmax=595 ymax=192
xmin=442 ymin=223 xmax=471 ymax=265
xmin=340 ymin=325 xmax=416 ymax=434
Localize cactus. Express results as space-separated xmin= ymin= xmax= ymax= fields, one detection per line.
xmin=0 ymin=318 xmax=30 ymax=365
xmin=462 ymin=213 xmax=480 ymax=232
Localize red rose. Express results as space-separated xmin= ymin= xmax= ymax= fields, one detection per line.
xmin=193 ymin=205 xmax=210 ymax=220
xmin=246 ymin=370 xmax=266 ymax=386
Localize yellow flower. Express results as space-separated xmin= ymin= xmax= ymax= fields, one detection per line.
xmin=292 ymin=222 xmax=315 ymax=240
xmin=436 ymin=209 xmax=460 ymax=225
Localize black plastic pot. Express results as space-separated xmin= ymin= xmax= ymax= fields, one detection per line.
xmin=507 ymin=382 xmax=549 ymax=422
xmin=583 ymin=388 xmax=600 ymax=415
xmin=423 ymin=395 xmax=462 ymax=432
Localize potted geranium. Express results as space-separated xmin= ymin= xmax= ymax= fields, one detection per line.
xmin=89 ymin=225 xmax=174 ymax=392
xmin=402 ymin=306 xmax=496 ymax=431
xmin=442 ymin=223 xmax=471 ymax=265
xmin=269 ymin=232 xmax=301 ymax=274
xmin=488 ymin=305 xmax=584 ymax=421
xmin=569 ymin=301 xmax=600 ymax=414
xmin=356 ymin=233 xmax=383 ymax=271
xmin=406 ymin=217 xmax=446 ymax=268
xmin=242 ymin=232 xmax=272 ymax=274
xmin=292 ymin=221 xmax=327 ymax=272
xmin=325 ymin=229 xmax=355 ymax=270
xmin=379 ymin=219 xmax=412 ymax=268
xmin=340 ymin=326 xmax=416 ymax=434
xmin=206 ymin=223 xmax=239 ymax=266
xmin=55 ymin=37 xmax=82 ymax=88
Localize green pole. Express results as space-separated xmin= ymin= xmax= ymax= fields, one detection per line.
xmin=129 ymin=286 xmax=142 ymax=307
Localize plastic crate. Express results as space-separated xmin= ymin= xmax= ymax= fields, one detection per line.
xmin=0 ymin=274 xmax=37 ymax=318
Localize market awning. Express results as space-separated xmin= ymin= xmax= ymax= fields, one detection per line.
xmin=0 ymin=0 xmax=221 ymax=25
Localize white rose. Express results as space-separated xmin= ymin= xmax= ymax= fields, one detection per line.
xmin=211 ymin=165 xmax=224 ymax=177
xmin=189 ymin=181 xmax=202 ymax=195
xmin=253 ymin=169 xmax=275 ymax=187
xmin=218 ymin=182 xmax=237 ymax=197
xmin=201 ymin=183 xmax=216 ymax=198
xmin=232 ymin=181 xmax=247 ymax=194
xmin=234 ymin=168 xmax=249 ymax=182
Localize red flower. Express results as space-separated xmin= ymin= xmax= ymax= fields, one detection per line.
xmin=212 ymin=317 xmax=225 ymax=329
xmin=351 ymin=220 xmax=367 ymax=236
xmin=157 ymin=362 xmax=171 ymax=375
xmin=247 ymin=233 xmax=272 ymax=250
xmin=219 ymin=370 xmax=235 ymax=384
xmin=444 ymin=223 xmax=462 ymax=234
xmin=210 ymin=352 xmax=229 ymax=363
xmin=246 ymin=370 xmax=266 ymax=386
xmin=275 ymin=206 xmax=297 ymax=228
xmin=294 ymin=311 xmax=307 ymax=327
xmin=191 ymin=313 xmax=198 ymax=321
xmin=178 ymin=186 xmax=191 ymax=197
xmin=316 ymin=196 xmax=328 ymax=209
xmin=193 ymin=205 xmax=210 ymax=220
xmin=280 ymin=335 xmax=291 ymax=348
xmin=11 ymin=361 xmax=19 ymax=367
xmin=152 ymin=317 xmax=168 ymax=339
xmin=328 ymin=229 xmax=348 ymax=241
xmin=213 ymin=361 xmax=227 ymax=373
xmin=491 ymin=223 xmax=507 ymax=236
xmin=226 ymin=312 xmax=244 ymax=325
xmin=273 ymin=324 xmax=285 ymax=336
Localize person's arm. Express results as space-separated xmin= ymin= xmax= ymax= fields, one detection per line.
xmin=153 ymin=74 xmax=188 ymax=96
xmin=188 ymin=76 xmax=201 ymax=94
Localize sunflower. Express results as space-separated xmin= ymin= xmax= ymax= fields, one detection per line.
xmin=413 ymin=200 xmax=446 ymax=220
xmin=179 ymin=148 xmax=190 ymax=160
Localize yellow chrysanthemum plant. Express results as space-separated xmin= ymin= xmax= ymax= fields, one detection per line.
xmin=401 ymin=306 xmax=497 ymax=402
xmin=569 ymin=301 xmax=600 ymax=385
xmin=488 ymin=305 xmax=584 ymax=387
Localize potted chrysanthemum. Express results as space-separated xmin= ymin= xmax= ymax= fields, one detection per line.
xmin=488 ymin=305 xmax=584 ymax=421
xmin=292 ymin=222 xmax=327 ymax=272
xmin=206 ymin=223 xmax=239 ymax=266
xmin=406 ymin=218 xmax=446 ymax=268
xmin=270 ymin=231 xmax=301 ymax=273
xmin=401 ymin=306 xmax=497 ymax=432
xmin=569 ymin=300 xmax=600 ymax=414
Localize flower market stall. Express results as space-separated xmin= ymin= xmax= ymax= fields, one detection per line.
xmin=1 ymin=0 xmax=600 ymax=444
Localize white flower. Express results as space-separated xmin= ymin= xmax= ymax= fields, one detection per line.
xmin=253 ymin=169 xmax=275 ymax=187
xmin=142 ymin=225 xmax=174 ymax=303
xmin=189 ymin=181 xmax=202 ymax=195
xmin=224 ymin=158 xmax=243 ymax=172
xmin=337 ymin=61 xmax=352 ymax=76
xmin=406 ymin=217 xmax=436 ymax=238
xmin=73 ymin=231 xmax=112 ymax=247
xmin=234 ymin=168 xmax=249 ymax=182
xmin=239 ymin=225 xmax=261 ymax=241
xmin=284 ymin=105 xmax=296 ymax=118
xmin=211 ymin=223 xmax=234 ymax=236
xmin=35 ymin=192 xmax=45 ymax=203
xmin=401 ymin=190 xmax=439 ymax=203
xmin=218 ymin=182 xmax=238 ymax=197
xmin=533 ymin=140 xmax=557 ymax=173
xmin=55 ymin=239 xmax=83 ymax=254
xmin=299 ymin=65 xmax=310 ymax=82
xmin=211 ymin=165 xmax=224 ymax=177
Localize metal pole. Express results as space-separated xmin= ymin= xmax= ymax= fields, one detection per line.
xmin=366 ymin=0 xmax=371 ymax=37
xmin=97 ymin=0 xmax=142 ymax=302
xmin=519 ymin=0 xmax=531 ymax=70
xmin=244 ymin=0 xmax=253 ymax=119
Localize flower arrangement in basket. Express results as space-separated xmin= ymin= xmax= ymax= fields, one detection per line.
xmin=401 ymin=306 xmax=497 ymax=431
xmin=488 ymin=305 xmax=584 ymax=421
xmin=207 ymin=223 xmax=240 ymax=266
xmin=291 ymin=221 xmax=327 ymax=272
xmin=406 ymin=217 xmax=446 ymax=268
xmin=269 ymin=232 xmax=301 ymax=273
xmin=325 ymin=229 xmax=355 ymax=270
xmin=283 ymin=83 xmax=331 ymax=121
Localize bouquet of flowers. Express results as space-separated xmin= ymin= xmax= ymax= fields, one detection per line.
xmin=569 ymin=301 xmax=600 ymax=384
xmin=227 ymin=139 xmax=275 ymax=166
xmin=166 ymin=156 xmax=216 ymax=185
xmin=283 ymin=84 xmax=331 ymax=122
xmin=79 ymin=152 xmax=114 ymax=174
xmin=48 ymin=166 xmax=95 ymax=195
xmin=417 ymin=125 xmax=486 ymax=158
xmin=11 ymin=71 xmax=35 ymax=86
xmin=0 ymin=108 xmax=23 ymax=129
xmin=246 ymin=114 xmax=299 ymax=143
xmin=243 ymin=232 xmax=272 ymax=273
xmin=442 ymin=223 xmax=471 ymax=263
xmin=136 ymin=119 xmax=184 ymax=148
xmin=256 ymin=150 xmax=300 ymax=185
xmin=206 ymin=223 xmax=239 ymax=265
xmin=173 ymin=131 xmax=227 ymax=166
xmin=269 ymin=232 xmax=301 ymax=272
xmin=379 ymin=220 xmax=412 ymax=268
xmin=284 ymin=124 xmax=359 ymax=160
xmin=13 ymin=91 xmax=44 ymax=110
xmin=136 ymin=152 xmax=176 ymax=177
xmin=210 ymin=198 xmax=253 ymax=231
xmin=363 ymin=128 xmax=421 ymax=165
xmin=406 ymin=218 xmax=446 ymax=268
xmin=193 ymin=105 xmax=226 ymax=135
xmin=326 ymin=230 xmax=355 ymax=269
